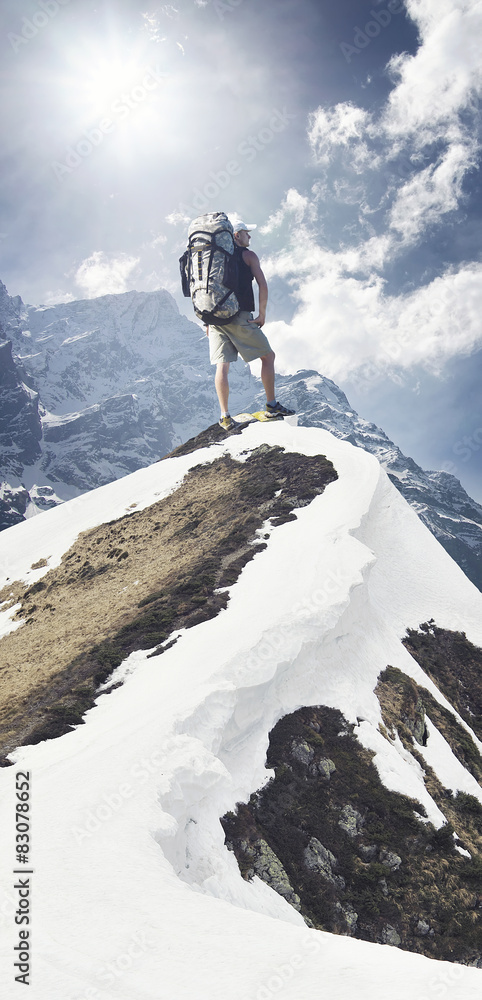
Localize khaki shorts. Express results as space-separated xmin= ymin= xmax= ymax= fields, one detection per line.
xmin=209 ymin=311 xmax=273 ymax=364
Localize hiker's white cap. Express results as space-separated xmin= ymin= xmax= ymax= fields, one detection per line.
xmin=230 ymin=219 xmax=256 ymax=233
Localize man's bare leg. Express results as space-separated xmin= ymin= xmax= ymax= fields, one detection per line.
xmin=260 ymin=351 xmax=276 ymax=404
xmin=215 ymin=361 xmax=230 ymax=415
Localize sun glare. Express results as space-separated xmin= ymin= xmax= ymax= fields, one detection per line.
xmin=56 ymin=31 xmax=165 ymax=128
xmin=80 ymin=54 xmax=154 ymax=118
xmin=40 ymin=22 xmax=178 ymax=168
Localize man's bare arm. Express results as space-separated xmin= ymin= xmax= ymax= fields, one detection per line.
xmin=243 ymin=249 xmax=268 ymax=326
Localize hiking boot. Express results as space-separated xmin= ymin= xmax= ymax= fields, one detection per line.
xmin=265 ymin=401 xmax=295 ymax=418
xmin=218 ymin=414 xmax=237 ymax=431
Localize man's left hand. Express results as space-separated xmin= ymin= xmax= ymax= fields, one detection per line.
xmin=249 ymin=315 xmax=265 ymax=327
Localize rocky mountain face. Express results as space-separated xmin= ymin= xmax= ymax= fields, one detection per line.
xmin=0 ymin=280 xmax=481 ymax=591
xmin=0 ymin=340 xmax=43 ymax=527
xmin=222 ymin=626 xmax=482 ymax=965
xmin=0 ymin=281 xmax=257 ymax=526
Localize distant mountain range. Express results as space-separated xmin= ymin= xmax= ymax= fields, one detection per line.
xmin=1 ymin=279 xmax=481 ymax=591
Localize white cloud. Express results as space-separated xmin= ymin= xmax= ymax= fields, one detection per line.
xmin=384 ymin=0 xmax=482 ymax=140
xmin=260 ymin=188 xmax=311 ymax=234
xmin=166 ymin=209 xmax=191 ymax=225
xmin=160 ymin=4 xmax=180 ymax=18
xmin=140 ymin=15 xmax=165 ymax=44
xmin=41 ymin=290 xmax=76 ymax=306
xmin=74 ymin=251 xmax=140 ymax=298
xmin=305 ymin=1 xmax=482 ymax=242
xmin=388 ymin=139 xmax=477 ymax=241
xmin=137 ymin=271 xmax=160 ymax=292
xmin=261 ymin=0 xmax=482 ymax=382
xmin=148 ymin=234 xmax=168 ymax=249
xmin=308 ymin=103 xmax=372 ymax=170
xmin=265 ymin=240 xmax=482 ymax=383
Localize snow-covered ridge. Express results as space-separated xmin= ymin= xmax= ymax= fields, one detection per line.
xmin=272 ymin=370 xmax=482 ymax=591
xmin=1 ymin=421 xmax=481 ymax=997
xmin=1 ymin=280 xmax=481 ymax=594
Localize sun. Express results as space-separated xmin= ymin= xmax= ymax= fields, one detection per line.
xmin=44 ymin=27 xmax=172 ymax=157
xmin=55 ymin=32 xmax=162 ymax=124
xmin=78 ymin=53 xmax=154 ymax=119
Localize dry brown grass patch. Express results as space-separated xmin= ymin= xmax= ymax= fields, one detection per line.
xmin=0 ymin=443 xmax=337 ymax=760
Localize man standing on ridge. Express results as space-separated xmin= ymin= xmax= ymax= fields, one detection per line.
xmin=205 ymin=218 xmax=294 ymax=430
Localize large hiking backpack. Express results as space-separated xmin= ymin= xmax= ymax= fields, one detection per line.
xmin=179 ymin=212 xmax=240 ymax=326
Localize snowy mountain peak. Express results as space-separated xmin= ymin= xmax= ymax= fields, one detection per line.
xmin=1 ymin=419 xmax=482 ymax=997
xmin=0 ymin=280 xmax=481 ymax=594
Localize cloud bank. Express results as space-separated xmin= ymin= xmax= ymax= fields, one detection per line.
xmin=262 ymin=0 xmax=482 ymax=384
xmin=74 ymin=251 xmax=140 ymax=298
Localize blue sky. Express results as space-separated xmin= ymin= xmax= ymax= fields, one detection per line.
xmin=1 ymin=0 xmax=482 ymax=501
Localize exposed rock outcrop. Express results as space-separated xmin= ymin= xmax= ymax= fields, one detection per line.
xmin=222 ymin=692 xmax=482 ymax=967
xmin=241 ymin=838 xmax=302 ymax=910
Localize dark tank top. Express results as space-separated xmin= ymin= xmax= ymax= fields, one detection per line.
xmin=234 ymin=245 xmax=255 ymax=312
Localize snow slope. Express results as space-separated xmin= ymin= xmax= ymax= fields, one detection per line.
xmin=1 ymin=421 xmax=482 ymax=999
xmin=2 ymin=280 xmax=481 ymax=598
